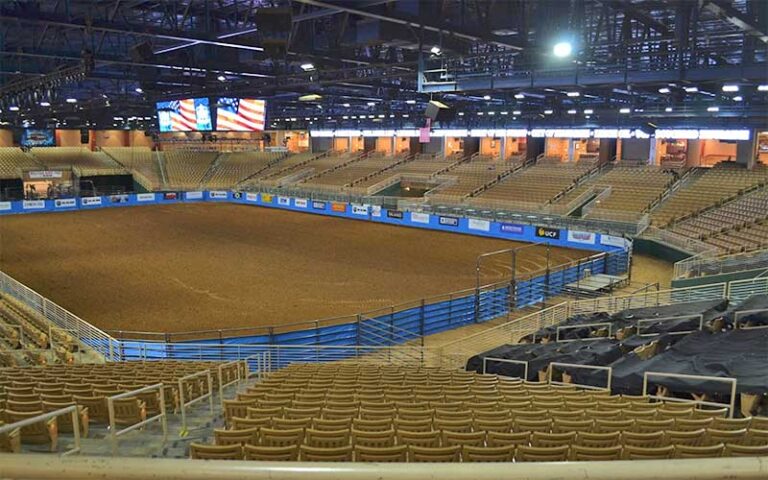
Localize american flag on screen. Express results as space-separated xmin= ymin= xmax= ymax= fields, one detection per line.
xmin=216 ymin=98 xmax=266 ymax=131
xmin=168 ymin=99 xmax=198 ymax=131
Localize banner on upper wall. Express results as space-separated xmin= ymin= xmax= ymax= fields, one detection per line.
xmin=81 ymin=197 xmax=102 ymax=206
xmin=439 ymin=216 xmax=459 ymax=227
xmin=411 ymin=212 xmax=430 ymax=224
xmin=535 ymin=226 xmax=560 ymax=240
xmin=468 ymin=218 xmax=490 ymax=232
xmin=245 ymin=193 xmax=258 ymax=202
xmin=601 ymin=234 xmax=629 ymax=248
xmin=164 ymin=193 xmax=178 ymax=200
xmin=567 ymin=230 xmax=596 ymax=245
xmin=54 ymin=198 xmax=76 ymax=208
xmin=186 ymin=191 xmax=203 ymax=200
xmin=351 ymin=204 xmax=369 ymax=216
xmin=28 ymin=171 xmax=63 ymax=179
xmin=277 ymin=196 xmax=290 ymax=206
xmin=137 ymin=193 xmax=156 ymax=202
xmin=295 ymin=198 xmax=308 ymax=209
xmin=500 ymin=223 xmax=524 ymax=235
xmin=23 ymin=200 xmax=45 ymax=210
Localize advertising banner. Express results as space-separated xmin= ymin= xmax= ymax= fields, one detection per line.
xmin=0 ymin=202 xmax=12 ymax=211
xmin=468 ymin=218 xmax=491 ymax=232
xmin=601 ymin=234 xmax=628 ymax=248
xmin=535 ymin=226 xmax=560 ymax=239
xmin=500 ymin=223 xmax=525 ymax=235
xmin=331 ymin=202 xmax=346 ymax=213
xmin=54 ymin=198 xmax=77 ymax=208
xmin=567 ymin=230 xmax=596 ymax=245
xmin=277 ymin=196 xmax=290 ymax=206
xmin=23 ymin=200 xmax=45 ymax=210
xmin=185 ymin=191 xmax=204 ymax=200
xmin=387 ymin=210 xmax=404 ymax=219
xmin=439 ymin=216 xmax=459 ymax=227
xmin=295 ymin=198 xmax=308 ymax=208
xmin=109 ymin=194 xmax=129 ymax=204
xmin=232 ymin=192 xmax=242 ymax=199
xmin=312 ymin=201 xmax=326 ymax=210
xmin=245 ymin=192 xmax=259 ymax=202
xmin=411 ymin=212 xmax=430 ymax=224
xmin=164 ymin=192 xmax=178 ymax=200
xmin=81 ymin=197 xmax=102 ymax=206
xmin=137 ymin=193 xmax=156 ymax=202
xmin=28 ymin=171 xmax=63 ymax=179
xmin=351 ymin=204 xmax=369 ymax=216
xmin=209 ymin=191 xmax=228 ymax=199
xmin=371 ymin=205 xmax=382 ymax=217
xmin=261 ymin=193 xmax=273 ymax=203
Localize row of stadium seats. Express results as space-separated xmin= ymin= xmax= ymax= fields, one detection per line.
xmin=0 ymin=360 xmax=236 ymax=453
xmin=428 ymin=156 xmax=522 ymax=203
xmin=102 ymin=147 xmax=164 ymax=190
xmin=703 ymin=220 xmax=768 ymax=253
xmin=0 ymin=148 xmax=41 ymax=179
xmin=301 ymin=154 xmax=405 ymax=190
xmin=30 ymin=147 xmax=123 ymax=172
xmin=201 ymin=151 xmax=284 ymax=189
xmin=199 ymin=362 xmax=768 ymax=462
xmin=470 ymin=160 xmax=595 ymax=210
xmin=0 ymin=295 xmax=80 ymax=367
xmin=651 ymin=162 xmax=768 ymax=226
xmin=163 ymin=150 xmax=219 ymax=190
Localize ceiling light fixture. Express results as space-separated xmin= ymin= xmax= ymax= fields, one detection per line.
xmin=553 ymin=41 xmax=572 ymax=58
xmin=722 ymin=84 xmax=739 ymax=92
xmin=658 ymin=87 xmax=671 ymax=94
xmin=619 ymin=107 xmax=631 ymax=114
xmin=300 ymin=63 xmax=315 ymax=71
xmin=583 ymin=109 xmax=593 ymax=114
xmin=684 ymin=86 xmax=698 ymax=93
xmin=566 ymin=91 xmax=580 ymax=97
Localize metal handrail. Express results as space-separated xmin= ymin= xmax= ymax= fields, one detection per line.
xmin=217 ymin=361 xmax=243 ymax=409
xmin=548 ymin=362 xmax=612 ymax=391
xmin=107 ymin=383 xmax=168 ymax=456
xmin=177 ymin=369 xmax=214 ymax=435
xmin=642 ymin=371 xmax=737 ymax=418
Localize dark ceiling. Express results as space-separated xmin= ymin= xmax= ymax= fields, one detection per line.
xmin=0 ymin=0 xmax=766 ymax=131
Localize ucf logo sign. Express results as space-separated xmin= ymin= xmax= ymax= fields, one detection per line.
xmin=536 ymin=226 xmax=560 ymax=239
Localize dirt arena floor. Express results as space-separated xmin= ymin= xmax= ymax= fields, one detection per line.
xmin=0 ymin=204 xmax=591 ymax=334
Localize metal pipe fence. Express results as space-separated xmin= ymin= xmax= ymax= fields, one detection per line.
xmin=107 ymin=384 xmax=168 ymax=456
xmin=0 ymin=406 xmax=81 ymax=456
xmin=177 ymin=370 xmax=214 ymax=436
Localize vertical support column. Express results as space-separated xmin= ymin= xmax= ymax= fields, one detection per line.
xmin=500 ymin=136 xmax=507 ymax=161
xmin=736 ymin=131 xmax=758 ymax=170
xmin=649 ymin=138 xmax=658 ymax=166
xmin=567 ymin=139 xmax=576 ymax=162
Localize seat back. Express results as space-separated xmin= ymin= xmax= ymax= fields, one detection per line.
xmin=462 ymin=445 xmax=514 ymax=462
xmin=516 ymin=445 xmax=570 ymax=462
xmin=571 ymin=444 xmax=623 ymax=461
xmin=300 ymin=445 xmax=353 ymax=462
xmin=354 ymin=445 xmax=407 ymax=462
xmin=213 ymin=427 xmax=259 ymax=446
xmin=409 ymin=445 xmax=461 ymax=462
xmin=243 ymin=444 xmax=299 ymax=461
xmin=190 ymin=442 xmax=243 ymax=460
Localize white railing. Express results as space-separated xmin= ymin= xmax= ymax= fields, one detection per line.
xmin=674 ymin=248 xmax=768 ymax=280
xmin=217 ymin=361 xmax=244 ymax=408
xmin=727 ymin=276 xmax=768 ymax=303
xmin=568 ymin=283 xmax=727 ymax=316
xmin=642 ymin=372 xmax=738 ymax=418
xmin=547 ymin=362 xmax=612 ymax=391
xmin=0 ymin=454 xmax=766 ymax=480
xmin=481 ymin=357 xmax=528 ymax=379
xmin=107 ymin=384 xmax=168 ymax=455
xmin=178 ymin=370 xmax=214 ymax=436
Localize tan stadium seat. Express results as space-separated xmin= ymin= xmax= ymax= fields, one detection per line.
xmin=247 ymin=406 xmax=283 ymax=420
xmin=441 ymin=430 xmax=485 ymax=447
xmin=244 ymin=444 xmax=299 ymax=461
xmin=300 ymin=445 xmax=353 ymax=462
xmin=577 ymin=431 xmax=621 ymax=448
xmin=312 ymin=418 xmax=352 ymax=432
xmin=272 ymin=417 xmax=313 ymax=430
xmin=394 ymin=418 xmax=433 ymax=433
xmin=304 ymin=428 xmax=350 ymax=448
xmin=190 ymin=442 xmax=242 ymax=460
xmin=354 ymin=445 xmax=407 ymax=462
xmin=744 ymin=429 xmax=768 ymax=446
xmin=711 ymin=417 xmax=751 ymax=431
xmin=531 ymin=431 xmax=576 ymax=448
xmin=623 ymin=445 xmax=675 ymax=460
xmin=396 ymin=429 xmax=441 ymax=448
xmin=571 ymin=444 xmax=623 ymax=461
xmin=0 ymin=422 xmax=21 ymax=453
xmin=552 ymin=418 xmax=593 ymax=433
xmin=42 ymin=401 xmax=89 ymax=438
xmin=259 ymin=427 xmax=304 ymax=447
xmin=474 ymin=418 xmax=514 ymax=433
xmin=723 ymin=443 xmax=768 ymax=457
xmin=353 ymin=418 xmax=392 ymax=432
xmin=111 ymin=398 xmax=146 ymax=428
xmin=73 ymin=396 xmax=109 ymax=425
xmin=705 ymin=428 xmax=747 ymax=445
xmin=514 ymin=418 xmax=552 ymax=433
xmin=213 ymin=427 xmax=259 ymax=446
xmin=675 ymin=418 xmax=713 ymax=431
xmin=675 ymin=443 xmax=724 ymax=458
xmin=3 ymin=410 xmax=58 ymax=452
xmin=409 ymin=445 xmax=461 ymax=462
xmin=462 ymin=445 xmax=515 ymax=462
xmin=232 ymin=416 xmax=271 ymax=430
xmin=486 ymin=431 xmax=530 ymax=448
xmin=433 ymin=418 xmax=472 ymax=434
xmin=622 ymin=430 xmax=666 ymax=448
xmin=750 ymin=417 xmax=768 ymax=430
xmin=516 ymin=445 xmax=570 ymax=462
xmin=634 ymin=418 xmax=675 ymax=433
xmin=351 ymin=428 xmax=395 ymax=448
xmin=5 ymin=400 xmax=43 ymax=413
xmin=666 ymin=429 xmax=706 ymax=446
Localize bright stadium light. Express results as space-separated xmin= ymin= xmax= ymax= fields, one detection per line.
xmin=658 ymin=87 xmax=671 ymax=94
xmin=684 ymin=86 xmax=698 ymax=93
xmin=135 ymin=87 xmax=143 ymax=93
xmin=553 ymin=41 xmax=572 ymax=58
xmin=512 ymin=110 xmax=522 ymax=115
xmin=66 ymin=98 xmax=77 ymax=103
xmin=342 ymin=103 xmax=350 ymax=107
xmin=9 ymin=106 xmax=19 ymax=111
xmin=300 ymin=63 xmax=315 ymax=71
xmin=367 ymin=102 xmax=376 ymax=106
xmin=566 ymin=91 xmax=580 ymax=97
xmin=544 ymin=109 xmax=553 ymax=115
xmin=482 ymin=95 xmax=491 ymax=100
xmin=583 ymin=109 xmax=594 ymax=114
xmin=665 ymin=107 xmax=673 ymax=112
xmin=39 ymin=101 xmax=50 ymax=107
xmin=619 ymin=107 xmax=631 ymax=114
xmin=707 ymin=106 xmax=720 ymax=112
xmin=759 ymin=85 xmax=768 ymax=92
xmin=406 ymin=100 xmax=416 ymax=104
xmin=722 ymin=84 xmax=739 ymax=92
xmin=567 ymin=109 xmax=577 ymax=114
xmin=430 ymin=46 xmax=442 ymax=55
xmin=733 ymin=96 xmax=743 ymax=102
xmin=514 ymin=93 xmax=525 ymax=99
xmin=217 ymin=75 xmax=226 ymax=82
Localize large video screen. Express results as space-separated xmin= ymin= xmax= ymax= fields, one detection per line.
xmin=20 ymin=129 xmax=55 ymax=147
xmin=156 ymin=98 xmax=212 ymax=132
xmin=216 ymin=98 xmax=266 ymax=132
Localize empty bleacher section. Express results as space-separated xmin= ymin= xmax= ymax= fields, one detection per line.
xmin=347 ymin=154 xmax=462 ymax=195
xmin=201 ymin=151 xmax=284 ymax=190
xmin=0 ymin=148 xmax=41 ymax=179
xmin=0 ymin=360 xmax=234 ymax=454
xmin=163 ymin=150 xmax=218 ymax=190
xmin=0 ymin=294 xmax=87 ymax=367
xmin=469 ymin=160 xmax=595 ymax=211
xmin=299 ymin=153 xmax=405 ymax=191
xmin=428 ymin=156 xmax=522 ymax=204
xmin=30 ymin=147 xmax=127 ymax=176
xmin=259 ymin=152 xmax=358 ymax=188
xmin=238 ymin=152 xmax=321 ymax=188
xmin=554 ymin=166 xmax=676 ymax=220
xmin=102 ymin=147 xmax=164 ymax=191
xmin=652 ymin=163 xmax=768 ymax=227
xmin=669 ymin=189 xmax=768 ymax=254
xmin=192 ymin=360 xmax=768 ymax=462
